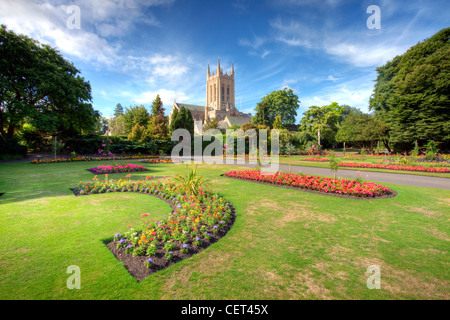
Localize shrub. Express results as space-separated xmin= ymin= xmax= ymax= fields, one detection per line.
xmin=0 ymin=137 xmax=27 ymax=158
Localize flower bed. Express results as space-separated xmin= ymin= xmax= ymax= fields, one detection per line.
xmin=338 ymin=162 xmax=450 ymax=173
xmin=72 ymin=178 xmax=235 ymax=281
xmin=32 ymin=155 xmax=158 ymax=164
xmin=142 ymin=159 xmax=183 ymax=164
xmin=301 ymin=157 xmax=330 ymax=162
xmin=223 ymin=170 xmax=394 ymax=198
xmin=88 ymin=164 xmax=149 ymax=174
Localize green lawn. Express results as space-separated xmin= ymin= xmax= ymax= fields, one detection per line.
xmin=0 ymin=160 xmax=449 ymax=299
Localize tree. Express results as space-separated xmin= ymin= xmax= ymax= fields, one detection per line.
xmin=109 ymin=115 xmax=125 ymax=135
xmin=114 ymin=103 xmax=124 ymax=117
xmin=147 ymin=95 xmax=168 ymax=139
xmin=272 ymin=115 xmax=283 ymax=129
xmin=128 ymin=123 xmax=147 ymax=142
xmin=170 ymin=107 xmax=194 ymax=137
xmin=255 ymin=88 xmax=300 ymax=127
xmin=369 ymin=27 xmax=450 ymax=151
xmin=203 ymin=117 xmax=219 ymax=132
xmin=252 ymin=101 xmax=271 ymax=127
xmin=299 ymin=102 xmax=343 ymax=148
xmin=150 ymin=94 xmax=164 ymax=116
xmin=148 ymin=114 xmax=169 ymax=140
xmin=336 ymin=113 xmax=389 ymax=154
xmin=179 ymin=107 xmax=195 ymax=137
xmin=0 ymin=25 xmax=98 ymax=139
xmin=123 ymin=105 xmax=150 ymax=134
xmin=169 ymin=107 xmax=179 ymax=136
xmin=96 ymin=116 xmax=109 ymax=135
xmin=283 ymin=142 xmax=296 ymax=173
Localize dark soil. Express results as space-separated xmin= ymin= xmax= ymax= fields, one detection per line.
xmin=87 ymin=168 xmax=150 ymax=174
xmin=106 ymin=213 xmax=235 ymax=282
xmin=221 ymin=174 xmax=397 ymax=200
xmin=70 ymin=188 xmax=236 ymax=282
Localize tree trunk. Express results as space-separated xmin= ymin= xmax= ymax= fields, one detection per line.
xmin=7 ymin=124 xmax=15 ymax=139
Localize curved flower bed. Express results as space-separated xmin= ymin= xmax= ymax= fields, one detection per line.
xmin=223 ymin=170 xmax=394 ymax=198
xmin=72 ymin=178 xmax=235 ymax=281
xmin=142 ymin=159 xmax=183 ymax=164
xmin=88 ymin=164 xmax=149 ymax=174
xmin=339 ymin=162 xmax=450 ymax=173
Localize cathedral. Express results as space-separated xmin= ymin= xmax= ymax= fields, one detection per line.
xmin=169 ymin=59 xmax=251 ymax=134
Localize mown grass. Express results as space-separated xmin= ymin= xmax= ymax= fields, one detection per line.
xmin=0 ymin=160 xmax=449 ymax=299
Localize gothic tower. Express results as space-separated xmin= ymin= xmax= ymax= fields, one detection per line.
xmin=206 ymin=58 xmax=235 ymax=112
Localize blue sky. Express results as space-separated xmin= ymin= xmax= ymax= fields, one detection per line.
xmin=1 ymin=0 xmax=449 ymax=122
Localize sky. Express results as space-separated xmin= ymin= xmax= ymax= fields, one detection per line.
xmin=1 ymin=0 xmax=449 ymax=122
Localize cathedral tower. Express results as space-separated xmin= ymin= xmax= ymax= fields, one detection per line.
xmin=206 ymin=58 xmax=235 ymax=112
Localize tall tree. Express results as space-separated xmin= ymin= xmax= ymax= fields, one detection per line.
xmin=336 ymin=113 xmax=389 ymax=154
xmin=114 ymin=103 xmax=124 ymax=117
xmin=109 ymin=115 xmax=125 ymax=136
xmin=123 ymin=105 xmax=150 ymax=134
xmin=252 ymin=101 xmax=271 ymax=127
xmin=170 ymin=107 xmax=194 ymax=137
xmin=169 ymin=107 xmax=179 ymax=136
xmin=369 ymin=27 xmax=450 ymax=151
xmin=148 ymin=95 xmax=168 ymax=139
xmin=256 ymin=88 xmax=300 ymax=127
xmin=0 ymin=25 xmax=98 ymax=139
xmin=150 ymin=94 xmax=164 ymax=116
xmin=299 ymin=102 xmax=343 ymax=147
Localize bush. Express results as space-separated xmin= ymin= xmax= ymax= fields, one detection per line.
xmin=0 ymin=137 xmax=28 ymax=158
xmin=19 ymin=124 xmax=47 ymax=152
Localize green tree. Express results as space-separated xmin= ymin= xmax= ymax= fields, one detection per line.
xmin=147 ymin=95 xmax=168 ymax=139
xmin=114 ymin=103 xmax=124 ymax=117
xmin=148 ymin=114 xmax=169 ymax=140
xmin=369 ymin=27 xmax=450 ymax=151
xmin=123 ymin=105 xmax=150 ymax=134
xmin=256 ymin=88 xmax=300 ymax=127
xmin=203 ymin=117 xmax=219 ymax=132
xmin=252 ymin=101 xmax=271 ymax=127
xmin=150 ymin=94 xmax=164 ymax=116
xmin=169 ymin=107 xmax=179 ymax=136
xmin=109 ymin=115 xmax=125 ymax=136
xmin=336 ymin=113 xmax=389 ymax=154
xmin=96 ymin=116 xmax=109 ymax=135
xmin=272 ymin=115 xmax=283 ymax=129
xmin=299 ymin=102 xmax=343 ymax=148
xmin=0 ymin=25 xmax=98 ymax=139
xmin=128 ymin=123 xmax=147 ymax=142
xmin=170 ymin=107 xmax=194 ymax=137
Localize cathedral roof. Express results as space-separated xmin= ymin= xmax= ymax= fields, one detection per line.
xmin=174 ymin=102 xmax=205 ymax=112
xmin=218 ymin=116 xmax=251 ymax=129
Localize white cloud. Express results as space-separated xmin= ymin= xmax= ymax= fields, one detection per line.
xmin=0 ymin=0 xmax=175 ymax=67
xmin=276 ymin=37 xmax=313 ymax=48
xmin=270 ymin=17 xmax=412 ymax=68
xmin=261 ymin=50 xmax=271 ymax=59
xmin=324 ymin=42 xmax=404 ymax=68
xmin=132 ymin=89 xmax=190 ymax=106
xmin=300 ymin=75 xmax=376 ymax=113
xmin=239 ymin=36 xmax=267 ymax=49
